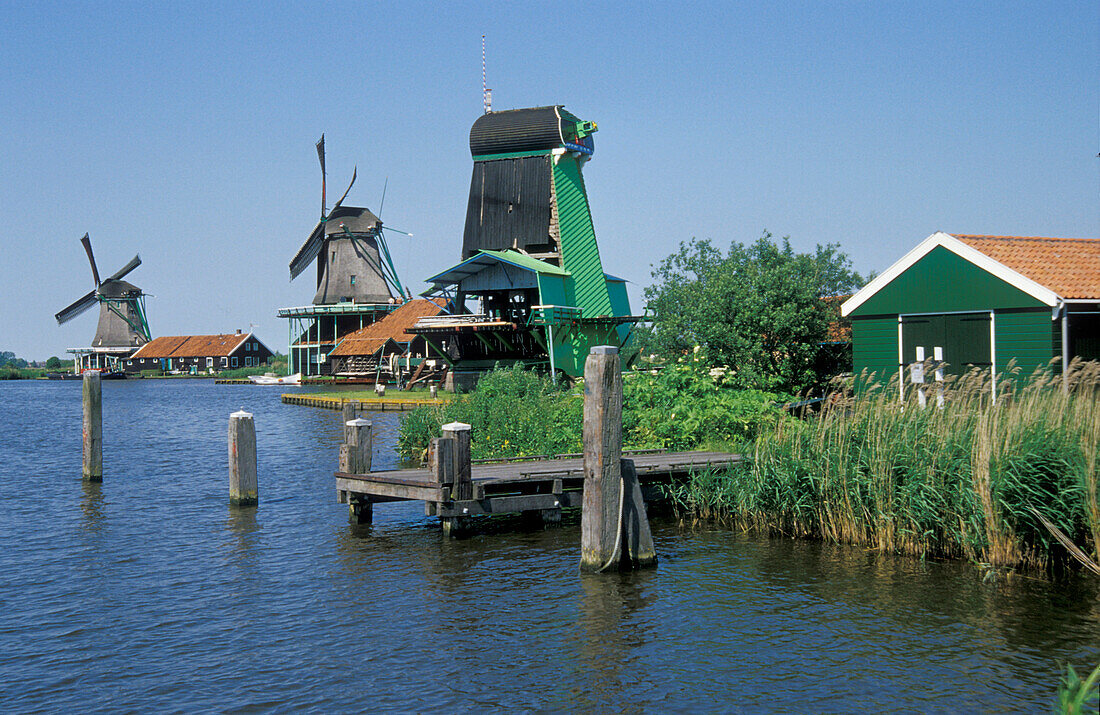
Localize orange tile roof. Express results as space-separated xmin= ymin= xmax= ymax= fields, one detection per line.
xmin=132 ymin=333 xmax=250 ymax=359
xmin=329 ymin=299 xmax=446 ymax=357
xmin=953 ymin=235 xmax=1100 ymax=300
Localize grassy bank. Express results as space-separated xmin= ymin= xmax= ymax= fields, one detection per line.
xmin=667 ymin=362 xmax=1100 ymax=574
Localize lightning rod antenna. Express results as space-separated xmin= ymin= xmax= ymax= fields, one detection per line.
xmin=482 ymin=34 xmax=492 ymax=114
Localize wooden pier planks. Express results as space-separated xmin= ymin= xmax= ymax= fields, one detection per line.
xmin=335 ymin=450 xmax=740 ymax=518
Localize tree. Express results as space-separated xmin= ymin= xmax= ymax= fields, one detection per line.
xmin=45 ymin=356 xmax=61 ymax=369
xmin=639 ymin=232 xmax=867 ymax=394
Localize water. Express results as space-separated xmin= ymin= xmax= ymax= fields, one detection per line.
xmin=2 ymin=379 xmax=1098 ymax=712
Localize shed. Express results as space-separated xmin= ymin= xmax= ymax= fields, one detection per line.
xmin=841 ymin=232 xmax=1100 ymax=395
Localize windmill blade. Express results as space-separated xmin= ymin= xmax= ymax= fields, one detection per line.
xmin=55 ymin=289 xmax=98 ymax=325
xmin=316 ymin=134 xmax=326 ymax=216
xmin=331 ymin=166 xmax=357 ymax=211
xmin=289 ymin=222 xmax=325 ymax=280
xmin=107 ymin=254 xmax=142 ymax=282
xmin=381 ymin=225 xmax=413 ymax=237
xmin=379 ymin=176 xmax=388 ymax=215
xmin=80 ymin=233 xmax=101 ymax=286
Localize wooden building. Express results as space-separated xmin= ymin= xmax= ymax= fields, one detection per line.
xmin=411 ymin=106 xmax=641 ymax=383
xmin=327 ymin=299 xmax=447 ymax=383
xmin=126 ymin=331 xmax=273 ymax=374
xmin=842 ymin=232 xmax=1100 ymax=396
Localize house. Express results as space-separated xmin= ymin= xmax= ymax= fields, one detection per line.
xmin=126 ymin=331 xmax=274 ymax=374
xmin=327 ymin=298 xmax=447 ymax=382
xmin=841 ymin=232 xmax=1100 ymax=396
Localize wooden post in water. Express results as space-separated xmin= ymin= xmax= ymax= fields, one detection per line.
xmin=581 ymin=346 xmax=622 ymax=571
xmin=440 ymin=422 xmax=471 ymax=537
xmin=342 ymin=402 xmax=358 ymax=427
xmin=82 ymin=371 xmax=102 ymax=482
xmin=340 ymin=417 xmax=373 ymax=524
xmin=228 ymin=409 xmax=258 ymax=506
xmin=579 ymin=346 xmax=655 ymax=572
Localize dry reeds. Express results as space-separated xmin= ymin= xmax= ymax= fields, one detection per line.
xmin=668 ymin=360 xmax=1100 ymax=574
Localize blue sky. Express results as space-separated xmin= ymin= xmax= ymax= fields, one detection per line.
xmin=1 ymin=1 xmax=1096 ymax=359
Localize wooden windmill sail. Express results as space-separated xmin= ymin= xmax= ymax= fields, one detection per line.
xmin=289 ymin=137 xmax=401 ymax=305
xmin=55 ymin=233 xmax=151 ymax=349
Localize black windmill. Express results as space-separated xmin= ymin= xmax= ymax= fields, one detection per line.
xmin=289 ymin=136 xmax=408 ymax=304
xmin=55 ymin=233 xmax=151 ymax=349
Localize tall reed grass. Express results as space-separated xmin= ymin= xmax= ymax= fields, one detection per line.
xmin=668 ymin=360 xmax=1100 ymax=574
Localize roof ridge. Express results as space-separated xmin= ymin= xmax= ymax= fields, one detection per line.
xmin=952 ymin=234 xmax=1098 ymax=242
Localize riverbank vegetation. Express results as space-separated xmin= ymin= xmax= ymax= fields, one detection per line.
xmin=398 ymin=359 xmax=789 ymax=463
xmin=667 ymin=362 xmax=1100 ymax=574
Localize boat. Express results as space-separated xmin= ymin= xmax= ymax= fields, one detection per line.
xmin=248 ymin=373 xmax=301 ymax=386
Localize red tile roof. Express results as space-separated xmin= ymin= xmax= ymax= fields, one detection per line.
xmin=132 ymin=333 xmax=251 ymax=359
xmin=329 ymin=299 xmax=446 ymax=357
xmin=953 ymin=235 xmax=1100 ymax=300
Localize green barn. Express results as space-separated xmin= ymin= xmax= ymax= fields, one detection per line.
xmin=841 ymin=232 xmax=1100 ymax=396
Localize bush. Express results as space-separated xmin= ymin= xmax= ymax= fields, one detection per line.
xmin=398 ymin=364 xmax=581 ymax=463
xmin=397 ymin=360 xmax=788 ymax=464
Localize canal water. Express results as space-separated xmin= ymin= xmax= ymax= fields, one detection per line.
xmin=2 ymin=379 xmax=1098 ymax=712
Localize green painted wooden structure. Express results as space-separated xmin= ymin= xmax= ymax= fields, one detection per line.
xmin=842 ymin=232 xmax=1099 ymax=397
xmin=413 ymin=106 xmax=639 ymax=379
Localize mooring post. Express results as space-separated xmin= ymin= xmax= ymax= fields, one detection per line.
xmin=340 ymin=417 xmax=373 ymax=524
xmin=82 ymin=371 xmax=102 ymax=482
xmin=440 ymin=422 xmax=472 ymax=537
xmin=228 ymin=409 xmax=257 ymax=506
xmin=342 ymin=402 xmax=357 ymax=427
xmin=581 ymin=346 xmax=623 ymax=571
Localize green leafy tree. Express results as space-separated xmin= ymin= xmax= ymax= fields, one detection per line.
xmin=45 ymin=356 xmax=61 ymax=370
xmin=640 ymin=232 xmax=866 ymax=393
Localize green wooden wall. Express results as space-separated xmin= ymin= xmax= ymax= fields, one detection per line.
xmin=852 ymin=317 xmax=899 ymax=387
xmin=995 ymin=309 xmax=1057 ymax=377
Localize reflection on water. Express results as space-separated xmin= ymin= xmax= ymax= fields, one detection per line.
xmin=1 ymin=379 xmax=1098 ymax=712
xmin=79 ymin=480 xmax=105 ymax=533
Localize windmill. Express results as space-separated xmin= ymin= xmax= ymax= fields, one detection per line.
xmin=289 ymin=135 xmax=409 ymax=304
xmin=55 ymin=233 xmax=151 ymax=350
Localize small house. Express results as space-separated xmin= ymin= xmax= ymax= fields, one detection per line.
xmin=127 ymin=331 xmax=274 ymax=374
xmin=842 ymin=232 xmax=1100 ymax=395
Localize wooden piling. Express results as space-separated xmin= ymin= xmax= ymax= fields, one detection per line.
xmin=440 ymin=422 xmax=471 ymax=536
xmin=580 ymin=346 xmax=629 ymax=572
xmin=340 ymin=417 xmax=373 ymax=524
xmin=228 ymin=410 xmax=257 ymax=506
xmin=620 ymin=458 xmax=657 ymax=568
xmin=339 ymin=418 xmax=372 ymax=474
xmin=342 ymin=402 xmax=358 ymax=427
xmin=82 ymin=371 xmax=102 ymax=482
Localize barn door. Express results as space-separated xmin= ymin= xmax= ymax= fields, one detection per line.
xmin=901 ymin=313 xmax=992 ymax=400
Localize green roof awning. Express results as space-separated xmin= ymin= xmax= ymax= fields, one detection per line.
xmin=425 ymin=249 xmax=569 ymax=288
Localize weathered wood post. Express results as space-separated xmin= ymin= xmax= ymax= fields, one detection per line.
xmin=82 ymin=371 xmax=102 ymax=482
xmin=580 ymin=346 xmax=657 ymax=572
xmin=228 ymin=409 xmax=258 ymax=506
xmin=441 ymin=422 xmax=472 ymax=537
xmin=581 ymin=346 xmax=622 ymax=571
xmin=342 ymin=402 xmax=357 ymax=426
xmin=340 ymin=417 xmax=373 ymax=524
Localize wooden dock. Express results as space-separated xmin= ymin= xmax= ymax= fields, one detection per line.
xmin=336 ymin=450 xmax=740 ymax=523
xmin=282 ymin=393 xmax=442 ymax=411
